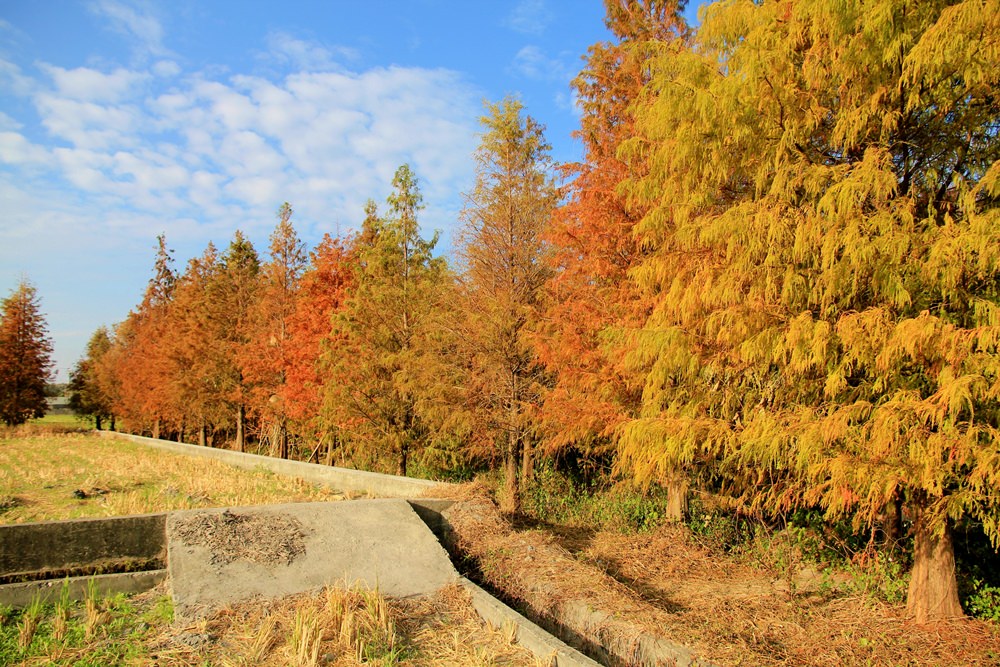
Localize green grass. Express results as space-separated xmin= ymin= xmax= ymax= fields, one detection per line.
xmin=29 ymin=413 xmax=88 ymax=428
xmin=0 ymin=586 xmax=171 ymax=667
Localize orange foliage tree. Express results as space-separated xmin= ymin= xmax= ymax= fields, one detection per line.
xmin=284 ymin=232 xmax=357 ymax=462
xmin=536 ymin=0 xmax=689 ymax=504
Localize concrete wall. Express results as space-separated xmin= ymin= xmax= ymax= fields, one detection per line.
xmin=0 ymin=513 xmax=166 ymax=577
xmin=99 ymin=431 xmax=455 ymax=498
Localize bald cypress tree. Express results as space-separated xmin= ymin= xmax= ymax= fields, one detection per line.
xmin=458 ymin=97 xmax=557 ymax=513
xmin=619 ymin=0 xmax=1000 ymax=622
xmin=0 ymin=280 xmax=54 ymax=426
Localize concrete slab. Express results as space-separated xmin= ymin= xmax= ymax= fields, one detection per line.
xmin=167 ymin=499 xmax=458 ymax=621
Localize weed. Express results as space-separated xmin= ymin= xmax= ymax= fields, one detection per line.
xmin=52 ymin=579 xmax=71 ymax=642
xmin=964 ymin=579 xmax=1000 ymax=621
xmin=17 ymin=594 xmax=44 ymax=650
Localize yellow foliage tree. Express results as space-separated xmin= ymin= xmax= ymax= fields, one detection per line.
xmin=618 ymin=0 xmax=1000 ymax=622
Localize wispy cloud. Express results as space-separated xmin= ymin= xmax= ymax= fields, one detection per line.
xmin=88 ymin=0 xmax=171 ymax=58
xmin=264 ymin=31 xmax=359 ymax=71
xmin=510 ymin=45 xmax=574 ymax=82
xmin=503 ymin=0 xmax=554 ymax=36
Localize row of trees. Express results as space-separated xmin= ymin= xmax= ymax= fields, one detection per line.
xmin=70 ymin=98 xmax=557 ymax=508
xmin=68 ymin=0 xmax=999 ymax=623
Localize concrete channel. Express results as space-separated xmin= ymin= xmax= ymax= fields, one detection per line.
xmin=0 ymin=432 xmax=601 ymax=667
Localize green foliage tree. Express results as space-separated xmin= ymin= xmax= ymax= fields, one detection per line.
xmin=68 ymin=326 xmax=115 ymax=430
xmin=325 ymin=168 xmax=449 ymax=476
xmin=165 ymin=243 xmax=229 ymax=445
xmin=0 ymin=280 xmax=54 ymax=426
xmin=618 ymin=0 xmax=1000 ymax=622
xmin=215 ymin=231 xmax=261 ymax=451
xmin=457 ymin=97 xmax=557 ymax=512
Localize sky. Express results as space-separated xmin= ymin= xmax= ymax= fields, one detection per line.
xmin=0 ymin=1 xmax=697 ymax=381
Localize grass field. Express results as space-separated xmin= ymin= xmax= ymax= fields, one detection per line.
xmin=0 ymin=431 xmax=351 ymax=524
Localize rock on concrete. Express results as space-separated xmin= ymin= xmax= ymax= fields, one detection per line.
xmin=167 ymin=499 xmax=458 ymax=621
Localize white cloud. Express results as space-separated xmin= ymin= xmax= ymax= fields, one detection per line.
xmin=10 ymin=53 xmax=479 ymax=261
xmin=88 ymin=0 xmax=171 ymax=58
xmin=152 ymin=60 xmax=181 ymax=78
xmin=504 ymin=0 xmax=554 ymax=36
xmin=511 ymin=45 xmax=573 ymax=82
xmin=0 ymin=131 xmax=49 ymax=165
xmin=40 ymin=64 xmax=148 ymax=102
xmin=264 ymin=31 xmax=358 ymax=71
xmin=0 ymin=58 xmax=37 ymax=97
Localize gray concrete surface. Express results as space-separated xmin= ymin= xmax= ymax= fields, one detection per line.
xmin=99 ymin=431 xmax=455 ymax=498
xmin=167 ymin=499 xmax=459 ymax=621
xmin=0 ymin=512 xmax=166 ymax=576
xmin=461 ymin=577 xmax=602 ymax=667
xmin=0 ymin=570 xmax=168 ymax=608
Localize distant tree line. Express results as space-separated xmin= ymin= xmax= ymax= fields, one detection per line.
xmin=64 ymin=0 xmax=999 ymax=624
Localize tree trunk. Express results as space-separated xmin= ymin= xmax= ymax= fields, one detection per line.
xmin=907 ymin=504 xmax=964 ymax=623
xmin=152 ymin=418 xmax=160 ymax=440
xmin=521 ymin=438 xmax=533 ymax=485
xmin=95 ymin=415 xmax=102 ymax=431
xmin=109 ymin=414 xmax=116 ymax=431
xmin=666 ymin=479 xmax=689 ymax=522
xmin=235 ymin=405 xmax=245 ymax=452
xmin=398 ymin=441 xmax=408 ymax=477
xmin=883 ymin=491 xmax=904 ymax=546
xmin=198 ymin=419 xmax=207 ymax=447
xmin=278 ymin=420 xmax=288 ymax=459
xmin=501 ymin=427 xmax=521 ymax=515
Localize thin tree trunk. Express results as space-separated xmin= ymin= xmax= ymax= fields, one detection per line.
xmin=109 ymin=414 xmax=116 ymax=431
xmin=198 ymin=419 xmax=207 ymax=447
xmin=521 ymin=437 xmax=533 ymax=485
xmin=95 ymin=415 xmax=102 ymax=431
xmin=235 ymin=404 xmax=245 ymax=452
xmin=278 ymin=420 xmax=288 ymax=459
xmin=907 ymin=502 xmax=964 ymax=623
xmin=883 ymin=491 xmax=904 ymax=546
xmin=398 ymin=442 xmax=408 ymax=477
xmin=152 ymin=418 xmax=160 ymax=440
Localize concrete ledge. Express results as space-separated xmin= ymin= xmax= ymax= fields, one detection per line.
xmin=99 ymin=431 xmax=455 ymax=498
xmin=461 ymin=577 xmax=602 ymax=667
xmin=0 ymin=513 xmax=166 ymax=577
xmin=0 ymin=570 xmax=168 ymax=608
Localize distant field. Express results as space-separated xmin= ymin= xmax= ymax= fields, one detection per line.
xmin=0 ymin=432 xmax=350 ymax=524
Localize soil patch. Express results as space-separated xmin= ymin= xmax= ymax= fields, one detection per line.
xmin=172 ymin=509 xmax=306 ymax=567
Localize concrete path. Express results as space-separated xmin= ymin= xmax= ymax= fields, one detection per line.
xmin=167 ymin=499 xmax=458 ymax=621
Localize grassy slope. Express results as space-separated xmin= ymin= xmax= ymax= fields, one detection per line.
xmin=0 ymin=431 xmax=349 ymax=524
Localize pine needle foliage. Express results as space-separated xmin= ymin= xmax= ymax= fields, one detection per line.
xmin=617 ymin=0 xmax=1000 ymax=621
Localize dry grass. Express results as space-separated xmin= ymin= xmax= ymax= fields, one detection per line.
xmin=443 ymin=491 xmax=1000 ymax=667
xmin=154 ymin=584 xmax=539 ymax=666
xmin=0 ymin=432 xmax=351 ymax=524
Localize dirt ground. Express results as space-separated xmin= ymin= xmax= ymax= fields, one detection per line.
xmin=440 ymin=492 xmax=1000 ymax=667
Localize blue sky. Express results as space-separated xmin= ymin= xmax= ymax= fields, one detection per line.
xmin=0 ymin=1 xmax=696 ymax=381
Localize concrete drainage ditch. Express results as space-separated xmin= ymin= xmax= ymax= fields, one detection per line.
xmin=2 ymin=432 xmax=709 ymax=666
